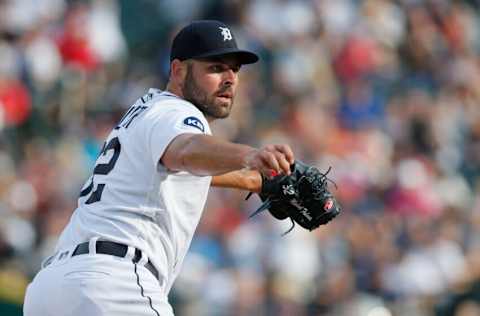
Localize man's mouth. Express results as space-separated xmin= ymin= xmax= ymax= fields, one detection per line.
xmin=217 ymin=91 xmax=233 ymax=99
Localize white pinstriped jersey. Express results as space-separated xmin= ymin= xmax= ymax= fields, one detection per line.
xmin=56 ymin=89 xmax=212 ymax=293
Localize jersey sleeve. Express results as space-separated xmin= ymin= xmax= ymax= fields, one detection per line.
xmin=142 ymin=101 xmax=211 ymax=168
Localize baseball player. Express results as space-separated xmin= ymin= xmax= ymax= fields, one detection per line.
xmin=23 ymin=20 xmax=295 ymax=316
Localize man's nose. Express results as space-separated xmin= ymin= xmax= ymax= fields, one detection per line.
xmin=222 ymin=69 xmax=237 ymax=86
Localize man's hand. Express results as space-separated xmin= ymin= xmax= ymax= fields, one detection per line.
xmin=243 ymin=144 xmax=295 ymax=178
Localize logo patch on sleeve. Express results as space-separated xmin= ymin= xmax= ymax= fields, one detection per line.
xmin=183 ymin=116 xmax=205 ymax=132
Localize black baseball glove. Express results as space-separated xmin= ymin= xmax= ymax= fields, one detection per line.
xmin=247 ymin=161 xmax=341 ymax=235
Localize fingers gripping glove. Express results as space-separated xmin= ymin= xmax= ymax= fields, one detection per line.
xmin=246 ymin=161 xmax=341 ymax=235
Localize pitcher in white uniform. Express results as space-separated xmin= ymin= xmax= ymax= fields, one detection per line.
xmin=23 ymin=20 xmax=295 ymax=316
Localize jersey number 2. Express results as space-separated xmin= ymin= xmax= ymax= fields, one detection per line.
xmin=79 ymin=137 xmax=121 ymax=204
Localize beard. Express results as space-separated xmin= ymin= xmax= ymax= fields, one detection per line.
xmin=182 ymin=64 xmax=234 ymax=119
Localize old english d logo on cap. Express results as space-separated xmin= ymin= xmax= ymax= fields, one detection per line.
xmin=219 ymin=27 xmax=232 ymax=41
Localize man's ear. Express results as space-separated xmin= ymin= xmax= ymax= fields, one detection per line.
xmin=170 ymin=59 xmax=188 ymax=84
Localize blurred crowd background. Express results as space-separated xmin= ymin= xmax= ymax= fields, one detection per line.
xmin=1 ymin=0 xmax=480 ymax=315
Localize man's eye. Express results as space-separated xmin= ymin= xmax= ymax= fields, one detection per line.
xmin=211 ymin=65 xmax=223 ymax=72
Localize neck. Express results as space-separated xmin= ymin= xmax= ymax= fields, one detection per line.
xmin=166 ymin=82 xmax=183 ymax=98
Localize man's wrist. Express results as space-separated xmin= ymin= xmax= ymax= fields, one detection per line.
xmin=241 ymin=148 xmax=259 ymax=170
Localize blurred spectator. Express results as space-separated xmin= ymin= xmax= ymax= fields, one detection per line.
xmin=0 ymin=77 xmax=31 ymax=128
xmin=56 ymin=4 xmax=99 ymax=72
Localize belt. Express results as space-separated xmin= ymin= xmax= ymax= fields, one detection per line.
xmin=72 ymin=240 xmax=159 ymax=281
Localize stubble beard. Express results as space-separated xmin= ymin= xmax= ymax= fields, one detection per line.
xmin=182 ymin=65 xmax=233 ymax=119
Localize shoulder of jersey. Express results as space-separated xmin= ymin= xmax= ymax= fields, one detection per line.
xmin=155 ymin=92 xmax=193 ymax=107
xmin=148 ymin=91 xmax=209 ymax=134
xmin=147 ymin=91 xmax=192 ymax=109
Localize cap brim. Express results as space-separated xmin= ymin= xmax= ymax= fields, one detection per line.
xmin=192 ymin=48 xmax=259 ymax=65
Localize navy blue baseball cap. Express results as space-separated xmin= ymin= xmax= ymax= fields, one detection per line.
xmin=170 ymin=20 xmax=259 ymax=65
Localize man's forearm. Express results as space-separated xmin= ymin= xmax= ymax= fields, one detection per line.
xmin=170 ymin=134 xmax=257 ymax=176
xmin=212 ymin=169 xmax=262 ymax=192
xmin=162 ymin=133 xmax=294 ymax=178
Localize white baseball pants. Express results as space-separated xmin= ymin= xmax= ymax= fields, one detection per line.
xmin=23 ymin=239 xmax=174 ymax=316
